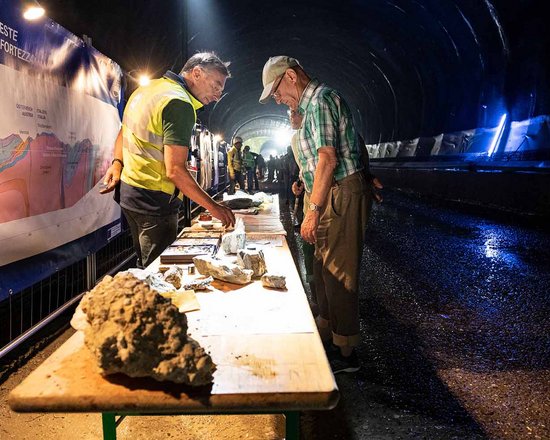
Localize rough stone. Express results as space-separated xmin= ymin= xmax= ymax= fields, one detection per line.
xmin=221 ymin=229 xmax=246 ymax=254
xmin=193 ymin=255 xmax=253 ymax=285
xmin=261 ymin=273 xmax=287 ymax=289
xmin=237 ymin=249 xmax=267 ymax=277
xmin=75 ymin=272 xmax=216 ymax=385
xmin=163 ymin=266 xmax=185 ymax=289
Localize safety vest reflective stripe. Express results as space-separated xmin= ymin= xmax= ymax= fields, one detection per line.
xmin=121 ymin=77 xmax=201 ymax=196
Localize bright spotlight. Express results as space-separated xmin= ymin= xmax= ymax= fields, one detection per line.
xmin=23 ymin=1 xmax=45 ymax=20
xmin=138 ymin=74 xmax=151 ymax=87
xmin=213 ymin=134 xmax=222 ymax=143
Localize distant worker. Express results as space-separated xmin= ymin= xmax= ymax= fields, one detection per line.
xmin=256 ymin=153 xmax=266 ymax=181
xmin=227 ymin=136 xmax=244 ymax=194
xmin=242 ymin=145 xmax=256 ymax=193
xmin=101 ymin=52 xmax=235 ymax=268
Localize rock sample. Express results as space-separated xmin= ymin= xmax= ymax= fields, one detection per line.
xmin=221 ymin=229 xmax=246 ymax=254
xmin=221 ymin=218 xmax=246 ymax=254
xmin=237 ymin=249 xmax=267 ymax=277
xmin=193 ymin=255 xmax=253 ymax=285
xmin=261 ymin=273 xmax=287 ymax=289
xmin=126 ymin=268 xmax=175 ymax=294
xmin=76 ymin=272 xmax=216 ymax=386
xmin=181 ymin=276 xmax=214 ymax=290
xmin=162 ymin=266 xmax=185 ymax=289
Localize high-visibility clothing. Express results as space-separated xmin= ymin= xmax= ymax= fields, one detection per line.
xmin=121 ymin=76 xmax=203 ymax=199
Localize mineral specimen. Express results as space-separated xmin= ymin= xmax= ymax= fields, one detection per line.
xmin=221 ymin=218 xmax=246 ymax=254
xmin=76 ymin=272 xmax=216 ymax=385
xmin=237 ymin=249 xmax=267 ymax=277
xmin=261 ymin=273 xmax=287 ymax=289
xmin=193 ymin=255 xmax=253 ymax=285
xmin=162 ymin=266 xmax=185 ymax=289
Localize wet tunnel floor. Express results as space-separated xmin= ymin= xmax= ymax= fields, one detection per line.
xmin=277 ymin=185 xmax=550 ymax=440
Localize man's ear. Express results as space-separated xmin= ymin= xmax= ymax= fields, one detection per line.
xmin=193 ymin=66 xmax=202 ymax=80
xmin=286 ymin=68 xmax=298 ymax=84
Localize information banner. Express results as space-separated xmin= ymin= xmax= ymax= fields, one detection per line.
xmin=0 ymin=0 xmax=122 ymax=296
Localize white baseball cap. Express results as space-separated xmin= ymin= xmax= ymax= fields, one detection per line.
xmin=259 ymin=56 xmax=301 ymax=104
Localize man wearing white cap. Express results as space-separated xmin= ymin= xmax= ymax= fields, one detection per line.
xmin=260 ymin=55 xmax=371 ymax=373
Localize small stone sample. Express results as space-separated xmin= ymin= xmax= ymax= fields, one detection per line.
xmin=163 ymin=266 xmax=185 ymax=289
xmin=75 ymin=272 xmax=215 ymax=385
xmin=237 ymin=249 xmax=267 ymax=277
xmin=261 ymin=273 xmax=287 ymax=289
xmin=181 ymin=276 xmax=214 ymax=290
xmin=126 ymin=268 xmax=175 ymax=294
xmin=221 ymin=229 xmax=246 ymax=254
xmin=193 ymin=255 xmax=253 ymax=285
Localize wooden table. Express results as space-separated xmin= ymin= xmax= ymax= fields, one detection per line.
xmin=9 ymin=236 xmax=339 ymax=439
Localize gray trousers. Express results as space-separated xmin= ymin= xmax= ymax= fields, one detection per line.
xmin=122 ymin=208 xmax=178 ymax=268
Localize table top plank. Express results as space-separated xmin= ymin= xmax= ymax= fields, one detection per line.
xmin=10 ymin=219 xmax=339 ymax=414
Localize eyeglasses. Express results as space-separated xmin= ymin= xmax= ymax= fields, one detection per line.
xmin=270 ymin=74 xmax=284 ymax=99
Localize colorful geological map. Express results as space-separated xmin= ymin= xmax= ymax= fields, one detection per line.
xmin=0 ymin=133 xmax=109 ymax=224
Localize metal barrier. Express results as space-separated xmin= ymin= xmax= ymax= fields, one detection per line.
xmin=0 ymin=229 xmax=135 ymax=359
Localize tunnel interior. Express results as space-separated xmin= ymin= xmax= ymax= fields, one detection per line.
xmin=36 ymin=0 xmax=549 ymax=152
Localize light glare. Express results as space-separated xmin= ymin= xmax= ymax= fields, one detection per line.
xmin=23 ymin=6 xmax=45 ymax=20
xmin=138 ymin=75 xmax=151 ymax=87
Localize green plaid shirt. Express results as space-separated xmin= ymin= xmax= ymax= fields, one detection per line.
xmin=296 ymin=79 xmax=363 ymax=192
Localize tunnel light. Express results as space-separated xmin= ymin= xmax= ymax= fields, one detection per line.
xmin=213 ymin=134 xmax=222 ymax=143
xmin=22 ymin=1 xmax=45 ymax=20
xmin=138 ymin=74 xmax=151 ymax=87
xmin=487 ymin=114 xmax=507 ymax=157
xmin=274 ymin=127 xmax=292 ymax=146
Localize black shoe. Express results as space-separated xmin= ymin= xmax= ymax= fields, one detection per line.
xmin=329 ymin=350 xmax=360 ymax=374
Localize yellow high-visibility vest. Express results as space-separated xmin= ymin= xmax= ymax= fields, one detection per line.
xmin=121 ymin=77 xmax=203 ymax=198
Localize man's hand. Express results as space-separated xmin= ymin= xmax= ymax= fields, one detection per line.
xmin=100 ymin=162 xmax=122 ymax=194
xmin=301 ymin=210 xmax=320 ymax=244
xmin=210 ymin=202 xmax=236 ymax=228
xmin=371 ymin=177 xmax=383 ymax=203
xmin=292 ymin=181 xmax=304 ymax=196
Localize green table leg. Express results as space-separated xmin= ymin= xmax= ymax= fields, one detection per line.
xmin=284 ymin=411 xmax=300 ymax=440
xmin=102 ymin=413 xmax=117 ymax=440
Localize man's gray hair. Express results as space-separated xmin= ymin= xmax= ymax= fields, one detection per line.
xmin=181 ymin=52 xmax=231 ymax=77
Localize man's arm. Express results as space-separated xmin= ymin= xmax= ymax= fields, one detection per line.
xmin=300 ymin=146 xmax=337 ymax=243
xmin=165 ymin=144 xmax=235 ymax=227
xmin=101 ymin=128 xmax=123 ymax=193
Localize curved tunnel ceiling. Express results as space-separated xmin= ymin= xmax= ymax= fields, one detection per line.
xmin=41 ymin=0 xmax=548 ymax=145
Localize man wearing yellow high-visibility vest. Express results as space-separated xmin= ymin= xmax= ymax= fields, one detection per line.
xmin=102 ymin=52 xmax=235 ymax=268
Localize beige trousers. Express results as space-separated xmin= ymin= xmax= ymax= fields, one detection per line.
xmin=312 ymin=171 xmax=372 ymax=347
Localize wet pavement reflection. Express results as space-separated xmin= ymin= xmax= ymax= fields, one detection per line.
xmin=279 ymin=186 xmax=550 ymax=439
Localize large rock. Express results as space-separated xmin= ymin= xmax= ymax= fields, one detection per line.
xmin=76 ymin=272 xmax=215 ymax=386
xmin=193 ymin=255 xmax=253 ymax=285
xmin=237 ymin=249 xmax=267 ymax=277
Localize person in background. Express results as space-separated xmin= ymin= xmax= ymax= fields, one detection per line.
xmin=227 ymin=136 xmax=244 ymax=194
xmin=259 ymin=55 xmax=377 ymax=373
xmin=267 ymin=154 xmax=275 ymax=182
xmin=250 ymin=151 xmax=261 ymax=191
xmin=101 ymin=51 xmax=235 ymax=268
xmin=242 ymin=145 xmax=256 ymax=193
xmin=256 ymin=153 xmax=266 ymax=181
xmin=282 ymin=145 xmax=298 ymax=205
